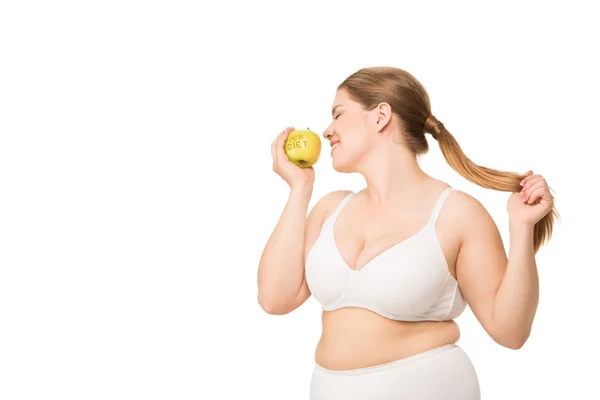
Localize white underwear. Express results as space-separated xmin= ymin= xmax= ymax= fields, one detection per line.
xmin=309 ymin=343 xmax=480 ymax=400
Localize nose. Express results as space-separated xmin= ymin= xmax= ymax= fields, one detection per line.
xmin=323 ymin=125 xmax=333 ymax=140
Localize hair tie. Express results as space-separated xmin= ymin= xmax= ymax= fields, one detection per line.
xmin=425 ymin=114 xmax=444 ymax=140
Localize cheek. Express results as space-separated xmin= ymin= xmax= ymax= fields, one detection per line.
xmin=334 ymin=141 xmax=362 ymax=165
xmin=343 ymin=133 xmax=368 ymax=153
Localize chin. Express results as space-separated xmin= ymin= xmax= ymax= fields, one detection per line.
xmin=332 ymin=156 xmax=354 ymax=174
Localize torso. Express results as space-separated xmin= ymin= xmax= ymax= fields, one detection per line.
xmin=315 ymin=309 xmax=460 ymax=370
xmin=307 ymin=181 xmax=464 ymax=370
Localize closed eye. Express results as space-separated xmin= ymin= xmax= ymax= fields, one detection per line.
xmin=334 ymin=114 xmax=341 ymax=120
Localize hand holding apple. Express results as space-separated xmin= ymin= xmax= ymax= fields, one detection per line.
xmin=271 ymin=127 xmax=317 ymax=188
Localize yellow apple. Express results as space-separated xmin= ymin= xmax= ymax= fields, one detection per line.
xmin=284 ymin=128 xmax=321 ymax=168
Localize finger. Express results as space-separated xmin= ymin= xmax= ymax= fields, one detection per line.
xmin=526 ymin=186 xmax=546 ymax=204
xmin=281 ymin=126 xmax=294 ymax=137
xmin=271 ymin=137 xmax=279 ymax=162
xmin=520 ymin=171 xmax=537 ymax=186
xmin=521 ymin=176 xmax=545 ymax=193
xmin=274 ymin=127 xmax=292 ymax=144
xmin=277 ymin=133 xmax=289 ymax=161
xmin=277 ymin=127 xmax=293 ymax=146
xmin=275 ymin=128 xmax=294 ymax=163
xmin=272 ymin=127 xmax=294 ymax=160
xmin=522 ymin=180 xmax=545 ymax=203
xmin=284 ymin=126 xmax=295 ymax=141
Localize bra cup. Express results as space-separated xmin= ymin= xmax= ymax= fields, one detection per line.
xmin=304 ymin=187 xmax=466 ymax=322
xmin=357 ymin=231 xmax=451 ymax=317
xmin=305 ymin=228 xmax=352 ymax=306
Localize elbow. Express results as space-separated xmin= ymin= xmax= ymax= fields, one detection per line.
xmin=494 ymin=330 xmax=530 ymax=350
xmin=257 ymin=294 xmax=291 ymax=315
xmin=511 ymin=332 xmax=530 ymax=349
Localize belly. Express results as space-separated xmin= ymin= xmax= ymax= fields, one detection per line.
xmin=315 ymin=307 xmax=461 ymax=370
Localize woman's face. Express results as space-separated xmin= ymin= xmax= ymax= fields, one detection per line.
xmin=323 ymin=88 xmax=380 ymax=173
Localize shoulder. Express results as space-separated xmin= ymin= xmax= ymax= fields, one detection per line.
xmin=445 ymin=189 xmax=500 ymax=242
xmin=320 ymin=189 xmax=354 ymax=204
xmin=446 ymin=189 xmax=487 ymax=215
xmin=308 ymin=189 xmax=353 ymax=220
xmin=314 ymin=189 xmax=354 ymax=212
xmin=304 ymin=190 xmax=354 ymax=255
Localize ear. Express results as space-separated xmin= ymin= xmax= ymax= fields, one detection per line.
xmin=372 ymin=102 xmax=393 ymax=132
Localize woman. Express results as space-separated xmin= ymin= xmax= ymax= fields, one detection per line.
xmin=257 ymin=66 xmax=557 ymax=400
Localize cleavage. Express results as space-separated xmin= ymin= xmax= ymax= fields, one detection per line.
xmin=332 ymin=209 xmax=430 ymax=272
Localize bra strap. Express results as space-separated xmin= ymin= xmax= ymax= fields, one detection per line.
xmin=329 ymin=191 xmax=355 ymax=222
xmin=428 ymin=187 xmax=453 ymax=225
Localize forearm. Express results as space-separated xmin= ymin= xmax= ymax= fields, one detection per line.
xmin=493 ymin=221 xmax=539 ymax=347
xmin=257 ymin=185 xmax=312 ymax=306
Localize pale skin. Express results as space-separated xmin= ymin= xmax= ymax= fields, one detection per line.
xmin=258 ymin=88 xmax=554 ymax=370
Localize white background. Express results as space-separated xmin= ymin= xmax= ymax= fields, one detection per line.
xmin=1 ymin=1 xmax=598 ymax=399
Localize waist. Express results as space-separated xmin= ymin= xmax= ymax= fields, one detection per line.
xmin=315 ymin=307 xmax=460 ymax=370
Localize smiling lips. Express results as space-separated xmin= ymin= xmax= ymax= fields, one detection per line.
xmin=330 ymin=139 xmax=340 ymax=153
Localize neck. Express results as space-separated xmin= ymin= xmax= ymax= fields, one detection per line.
xmin=356 ymin=145 xmax=431 ymax=206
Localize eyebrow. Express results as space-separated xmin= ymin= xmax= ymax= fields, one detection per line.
xmin=331 ymin=105 xmax=343 ymax=116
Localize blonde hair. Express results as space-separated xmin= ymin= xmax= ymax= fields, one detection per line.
xmin=338 ymin=66 xmax=558 ymax=253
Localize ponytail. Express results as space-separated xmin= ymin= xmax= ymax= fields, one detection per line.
xmin=425 ymin=115 xmax=559 ymax=253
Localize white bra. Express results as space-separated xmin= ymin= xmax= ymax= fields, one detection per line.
xmin=305 ymin=187 xmax=467 ymax=322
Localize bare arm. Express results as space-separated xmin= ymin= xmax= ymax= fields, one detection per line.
xmin=257 ymin=188 xmax=350 ymax=315
xmin=257 ymin=184 xmax=312 ymax=314
xmin=454 ymin=190 xmax=537 ymax=350
xmin=492 ymin=221 xmax=538 ymax=347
